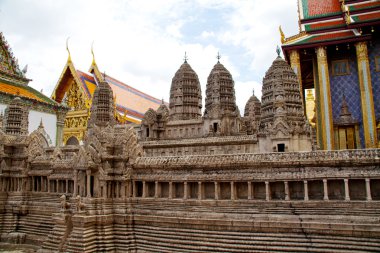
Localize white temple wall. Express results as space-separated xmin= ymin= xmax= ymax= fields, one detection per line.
xmin=29 ymin=110 xmax=57 ymax=145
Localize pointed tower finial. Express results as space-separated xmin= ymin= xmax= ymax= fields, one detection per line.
xmin=66 ymin=37 xmax=72 ymax=62
xmin=276 ymin=45 xmax=281 ymax=57
xmin=217 ymin=52 xmax=221 ymax=63
xmin=39 ymin=118 xmax=44 ymax=129
xmin=91 ymin=41 xmax=96 ymax=65
xmin=279 ymin=26 xmax=285 ymax=44
xmin=183 ymin=52 xmax=188 ymax=63
xmin=162 ymin=98 xmax=164 ymax=104
xmin=252 ymin=88 xmax=255 ymax=95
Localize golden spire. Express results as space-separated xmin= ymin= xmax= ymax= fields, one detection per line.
xmin=66 ymin=37 xmax=72 ymax=62
xmin=279 ymin=26 xmax=285 ymax=44
xmin=91 ymin=41 xmax=96 ymax=65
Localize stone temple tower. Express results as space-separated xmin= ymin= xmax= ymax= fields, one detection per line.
xmin=243 ymin=89 xmax=261 ymax=135
xmin=259 ymin=53 xmax=312 ymax=152
xmin=203 ymin=56 xmax=242 ymax=136
xmin=3 ymin=97 xmax=29 ymax=135
xmin=169 ymin=57 xmax=202 ymax=121
xmin=88 ymin=80 xmax=116 ymax=128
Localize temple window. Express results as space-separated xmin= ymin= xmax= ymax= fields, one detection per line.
xmin=277 ymin=143 xmax=285 ymax=152
xmin=332 ymin=59 xmax=350 ymax=76
xmin=213 ymin=122 xmax=218 ymax=133
xmin=146 ymin=127 xmax=150 ymax=137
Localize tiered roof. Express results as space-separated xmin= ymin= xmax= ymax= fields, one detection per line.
xmin=282 ymin=0 xmax=380 ymax=51
xmin=52 ymin=55 xmax=164 ymax=124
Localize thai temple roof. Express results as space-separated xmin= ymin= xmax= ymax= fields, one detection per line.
xmin=0 ymin=32 xmax=59 ymax=107
xmin=281 ymin=0 xmax=380 ymax=51
xmin=52 ymin=51 xmax=164 ymax=124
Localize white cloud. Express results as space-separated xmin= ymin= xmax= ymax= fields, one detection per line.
xmin=200 ymin=31 xmax=215 ymax=39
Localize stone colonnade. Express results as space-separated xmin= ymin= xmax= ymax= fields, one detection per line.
xmin=132 ymin=178 xmax=379 ymax=201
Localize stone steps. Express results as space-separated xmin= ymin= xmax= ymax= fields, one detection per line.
xmin=17 ymin=213 xmax=54 ymax=238
xmin=131 ymin=224 xmax=380 ymax=252
xmin=0 ymin=212 xmax=17 ymax=234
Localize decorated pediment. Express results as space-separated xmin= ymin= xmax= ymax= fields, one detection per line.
xmin=51 ymin=56 xmax=89 ymax=109
xmin=0 ymin=33 xmax=24 ymax=79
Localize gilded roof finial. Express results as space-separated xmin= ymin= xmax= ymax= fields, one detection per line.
xmin=183 ymin=52 xmax=188 ymax=63
xmin=276 ymin=45 xmax=281 ymax=57
xmin=279 ymin=26 xmax=285 ymax=44
xmin=66 ymin=37 xmax=72 ymax=62
xmin=91 ymin=41 xmax=96 ymax=65
xmin=216 ymin=52 xmax=221 ymax=63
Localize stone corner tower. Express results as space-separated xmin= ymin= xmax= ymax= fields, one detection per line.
xmin=259 ymin=54 xmax=312 ymax=152
xmin=3 ymin=97 xmax=29 ymax=136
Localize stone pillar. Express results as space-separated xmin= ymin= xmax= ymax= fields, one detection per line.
xmin=265 ymin=181 xmax=270 ymax=201
xmin=56 ymin=179 xmax=59 ymax=193
xmin=155 ymin=181 xmax=159 ymax=198
xmin=101 ymin=182 xmax=106 ymax=198
xmin=231 ymin=182 xmax=235 ymax=200
xmin=365 ymin=178 xmax=372 ymax=201
xmin=214 ymin=182 xmax=219 ymax=200
xmin=132 ymin=181 xmax=136 ymax=198
xmin=284 ymin=181 xmax=290 ymax=201
xmin=248 ymin=182 xmax=252 ymax=200
xmin=323 ymin=179 xmax=329 ymax=201
xmin=121 ymin=182 xmax=126 ymax=198
xmin=198 ymin=182 xmax=202 ymax=200
xmin=184 ymin=182 xmax=188 ymax=200
xmin=66 ymin=179 xmax=69 ymax=194
xmin=73 ymin=170 xmax=78 ymax=196
xmin=142 ymin=181 xmax=146 ymax=198
xmin=56 ymin=111 xmax=66 ymax=147
xmin=86 ymin=170 xmax=91 ymax=198
xmin=344 ymin=179 xmax=350 ymax=201
xmin=169 ymin=182 xmax=173 ymax=199
xmin=48 ymin=180 xmax=50 ymax=193
xmin=32 ymin=176 xmax=35 ymax=192
xmin=303 ymin=180 xmax=309 ymax=201
xmin=355 ymin=42 xmax=377 ymax=148
xmin=127 ymin=179 xmax=133 ymax=198
xmin=316 ymin=46 xmax=334 ymax=150
xmin=289 ymin=50 xmax=304 ymax=102
xmin=116 ymin=182 xmax=120 ymax=198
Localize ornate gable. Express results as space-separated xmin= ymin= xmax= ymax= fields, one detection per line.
xmin=51 ymin=55 xmax=89 ymax=109
xmin=0 ymin=32 xmax=30 ymax=86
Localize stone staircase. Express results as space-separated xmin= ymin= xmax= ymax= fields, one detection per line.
xmin=131 ymin=224 xmax=380 ymax=252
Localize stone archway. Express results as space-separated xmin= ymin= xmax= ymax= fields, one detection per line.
xmin=66 ymin=136 xmax=79 ymax=146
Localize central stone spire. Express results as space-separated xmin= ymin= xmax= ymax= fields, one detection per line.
xmin=169 ymin=55 xmax=202 ymax=120
xmin=204 ymin=58 xmax=238 ymax=119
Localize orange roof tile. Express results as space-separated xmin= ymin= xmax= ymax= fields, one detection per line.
xmin=0 ymin=81 xmax=57 ymax=105
xmin=302 ymin=0 xmax=341 ymax=20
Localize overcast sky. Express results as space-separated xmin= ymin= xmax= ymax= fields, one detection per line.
xmin=0 ymin=0 xmax=299 ymax=112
